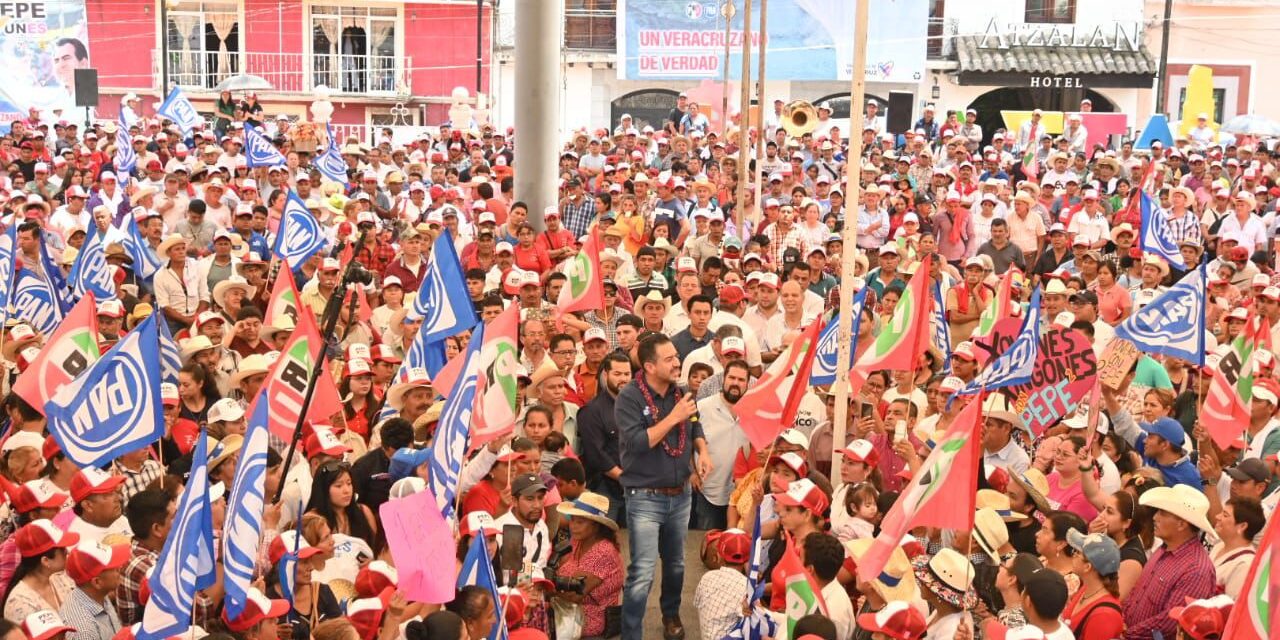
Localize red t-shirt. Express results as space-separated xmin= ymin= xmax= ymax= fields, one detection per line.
xmin=1062 ymin=591 xmax=1124 ymax=640
xmin=461 ymin=479 xmax=503 ymax=518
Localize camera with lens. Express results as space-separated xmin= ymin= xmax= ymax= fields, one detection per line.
xmin=344 ymin=262 xmax=374 ymax=286
xmin=546 ymin=570 xmax=586 ymax=595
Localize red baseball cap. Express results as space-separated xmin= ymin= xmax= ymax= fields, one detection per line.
xmin=772 ymin=478 xmax=829 ymax=514
xmin=354 ymin=560 xmax=399 ymax=599
xmin=21 ymin=610 xmax=76 ymax=640
xmin=1169 ymin=595 xmax=1234 ymax=640
xmin=304 ymin=425 xmax=351 ymax=458
xmin=11 ymin=479 xmax=69 ymax=514
xmin=65 ymin=541 xmax=130 ymax=584
xmin=835 ymin=439 xmax=880 ymax=467
xmin=346 ymin=588 xmax=393 ymax=640
xmin=267 ymin=530 xmax=324 ymax=566
xmin=706 ymin=528 xmax=751 ymax=564
xmin=856 ymin=601 xmax=927 ymax=640
xmin=221 ymin=586 xmax=290 ymax=632
xmin=70 ymin=468 xmax=125 ymax=503
xmin=15 ymin=520 xmax=79 ymax=558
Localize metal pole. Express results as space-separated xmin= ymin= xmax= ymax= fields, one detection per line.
xmin=513 ymin=0 xmax=561 ymax=230
xmin=830 ymin=0 xmax=869 ymax=489
xmin=753 ymin=0 xmax=767 ymax=232
xmin=734 ymin=0 xmax=751 ymax=235
xmin=721 ymin=2 xmax=732 ymax=134
xmin=160 ymin=0 xmax=169 ymax=94
xmin=1155 ymin=0 xmax=1173 ymax=114
xmin=476 ymin=0 xmax=484 ymax=96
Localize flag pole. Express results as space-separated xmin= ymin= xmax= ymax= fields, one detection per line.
xmin=830 ymin=0 xmax=870 ymax=491
xmin=734 ymin=0 xmax=752 ymax=239
xmin=752 ymin=0 xmax=768 ymax=235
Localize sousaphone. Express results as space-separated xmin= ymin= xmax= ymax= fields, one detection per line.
xmin=781 ymin=100 xmax=818 ymax=137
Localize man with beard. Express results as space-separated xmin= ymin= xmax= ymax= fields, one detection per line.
xmin=578 ymin=352 xmax=633 ymax=526
xmin=616 ymin=334 xmax=711 ymax=640
xmin=493 ymin=473 xmax=554 ymax=632
xmin=691 ymin=360 xmax=750 ymax=530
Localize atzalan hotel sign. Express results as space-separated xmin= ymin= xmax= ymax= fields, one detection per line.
xmin=977 ymin=18 xmax=1143 ymax=52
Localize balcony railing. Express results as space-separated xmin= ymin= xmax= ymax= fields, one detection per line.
xmin=154 ymin=51 xmax=411 ymax=96
xmin=565 ymin=8 xmax=616 ymax=51
xmin=928 ymin=17 xmax=958 ymax=60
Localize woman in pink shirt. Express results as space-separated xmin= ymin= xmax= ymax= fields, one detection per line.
xmin=1048 ymin=434 xmax=1099 ymax=522
xmin=1094 ymin=261 xmax=1131 ymax=326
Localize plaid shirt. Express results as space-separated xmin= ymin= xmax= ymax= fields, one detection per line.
xmin=561 ymin=197 xmax=597 ymax=239
xmin=764 ymin=224 xmax=806 ymax=267
xmin=59 ymin=587 xmax=121 ymax=640
xmin=355 ymin=240 xmax=398 ymax=276
xmin=112 ymin=460 xmax=162 ymax=505
xmin=1121 ymin=539 xmax=1216 ymax=639
xmin=1163 ymin=208 xmax=1202 ymax=245
xmin=117 ymin=541 xmax=215 ymax=627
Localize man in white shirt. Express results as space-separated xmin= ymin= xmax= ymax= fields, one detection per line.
xmin=1067 ymin=190 xmax=1111 ymax=250
xmin=981 ymin=395 xmax=1031 ymax=475
xmin=692 ymin=361 xmax=751 ymax=530
xmin=1217 ymin=192 xmax=1268 ymax=254
xmin=743 ymin=273 xmax=782 ymax=350
xmin=493 ymin=474 xmax=553 ymax=576
xmin=152 ymin=234 xmax=210 ymax=335
xmin=806 ymin=532 xmax=855 ymax=640
xmin=66 ymin=469 xmax=133 ymax=544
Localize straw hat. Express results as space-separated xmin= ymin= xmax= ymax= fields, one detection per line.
xmin=1010 ymin=469 xmax=1054 ymax=515
xmin=529 ymin=358 xmax=565 ymax=390
xmin=212 ymin=275 xmax=256 ymax=310
xmin=912 ymin=548 xmax=976 ymax=609
xmin=385 ymin=368 xmax=433 ymax=410
xmin=556 ymin=492 xmax=618 ymax=531
xmin=976 ymin=489 xmax=1028 ymax=522
xmin=843 ymin=538 xmax=921 ymax=603
xmin=636 ymin=290 xmax=670 ymax=314
xmin=157 ymin=234 xmax=187 ymax=257
xmin=982 ymin=394 xmax=1025 ymax=430
xmin=972 ymin=508 xmax=1009 ymax=563
xmin=180 ymin=335 xmax=217 ymax=361
xmin=1138 ymin=485 xmax=1213 ymax=533
xmin=210 ymin=434 xmax=243 ymax=471
xmin=258 ymin=315 xmax=295 ymax=342
xmin=230 ymin=353 xmax=273 ymax=388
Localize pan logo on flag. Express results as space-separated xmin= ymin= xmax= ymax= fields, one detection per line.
xmin=13 ymin=270 xmax=58 ymax=334
xmin=55 ymin=348 xmax=151 ymax=460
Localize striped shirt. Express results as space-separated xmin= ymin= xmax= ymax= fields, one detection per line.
xmin=561 ymin=197 xmax=597 ymax=238
xmin=1163 ymin=209 xmax=1202 ymax=245
xmin=60 ymin=588 xmax=122 ymax=640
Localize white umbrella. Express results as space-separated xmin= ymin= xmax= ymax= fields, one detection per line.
xmin=215 ymin=74 xmax=273 ymax=92
xmin=1220 ymin=114 xmax=1280 ymax=138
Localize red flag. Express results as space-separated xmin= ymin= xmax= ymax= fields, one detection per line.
xmin=471 ymin=304 xmax=521 ymax=448
xmin=850 ymin=255 xmax=933 ymax=393
xmin=732 ymin=317 xmax=823 ymax=450
xmin=857 ymin=395 xmax=982 ymax=583
xmin=776 ymin=533 xmax=827 ymax=637
xmin=250 ymin=309 xmax=344 ymax=440
xmin=1221 ymin=514 xmax=1280 ymax=640
xmin=265 ymin=265 xmax=302 ymax=328
xmin=344 ymin=287 xmax=374 ymax=324
xmin=557 ymin=229 xmax=604 ymax=314
xmin=1202 ymin=314 xmax=1266 ymax=449
xmin=13 ymin=293 xmax=101 ymax=415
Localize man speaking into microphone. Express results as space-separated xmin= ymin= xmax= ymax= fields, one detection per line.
xmin=615 ymin=333 xmax=712 ymax=640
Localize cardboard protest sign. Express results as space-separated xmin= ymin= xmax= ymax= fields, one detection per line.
xmin=986 ymin=318 xmax=1098 ymax=434
xmin=1097 ymin=339 xmax=1141 ymax=390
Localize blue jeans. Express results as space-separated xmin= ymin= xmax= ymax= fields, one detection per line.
xmin=689 ymin=490 xmax=727 ymax=531
xmin=621 ymin=487 xmax=691 ymax=640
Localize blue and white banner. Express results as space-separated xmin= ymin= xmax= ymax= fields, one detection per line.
xmin=314 ymin=124 xmax=349 ymax=184
xmin=223 ymin=398 xmax=269 ymax=619
xmin=413 ymin=232 xmax=479 ymax=344
xmin=119 ymin=212 xmax=162 ymax=280
xmin=271 ymin=190 xmax=326 ymax=266
xmin=1116 ymin=263 xmax=1206 ymax=365
xmin=156 ymin=308 xmax=182 ymax=386
xmin=244 ymin=124 xmax=287 ymax=168
xmin=114 ymin=115 xmax=136 ymax=177
xmin=457 ymin=527 xmax=508 ymax=640
xmin=45 ymin=315 xmax=164 ymax=468
xmin=138 ymin=428 xmax=215 ymax=640
xmin=956 ymin=287 xmax=1043 ymax=397
xmin=40 ymin=237 xmax=72 ymax=316
xmin=933 ymin=281 xmax=952 ymax=375
xmin=156 ymin=86 xmax=203 ymax=136
xmin=69 ymin=225 xmax=116 ymax=302
xmin=0 ymin=223 xmax=17 ymax=327
xmin=618 ymin=0 xmax=928 ymax=82
xmin=12 ymin=267 xmax=63 ymax=335
xmin=810 ymin=288 xmax=867 ymax=386
xmin=1140 ymin=191 xmax=1187 ymax=269
xmin=428 ymin=322 xmax=482 ymax=520
xmin=278 ymin=499 xmax=304 ymax=604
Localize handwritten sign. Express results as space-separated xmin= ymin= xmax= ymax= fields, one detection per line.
xmin=380 ymin=487 xmax=458 ymax=604
xmin=986 ymin=318 xmax=1098 ymax=435
xmin=1097 ymin=339 xmax=1141 ymax=390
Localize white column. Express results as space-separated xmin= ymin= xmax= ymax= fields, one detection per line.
xmin=513 ymin=0 xmax=563 ymax=230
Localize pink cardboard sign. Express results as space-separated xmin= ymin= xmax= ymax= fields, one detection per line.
xmin=982 ymin=318 xmax=1098 ymax=435
xmin=379 ymin=487 xmax=458 ymax=604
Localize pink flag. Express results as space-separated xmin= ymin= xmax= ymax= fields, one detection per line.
xmin=379 ymin=487 xmax=457 ymax=604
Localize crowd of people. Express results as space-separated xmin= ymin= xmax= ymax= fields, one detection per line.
xmin=0 ymin=88 xmax=1269 ymax=640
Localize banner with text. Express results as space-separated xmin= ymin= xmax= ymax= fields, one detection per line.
xmin=617 ymin=0 xmax=928 ymax=82
xmin=0 ymin=1 xmax=91 ymax=123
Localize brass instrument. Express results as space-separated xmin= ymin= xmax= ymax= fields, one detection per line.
xmin=781 ymin=100 xmax=818 ymax=137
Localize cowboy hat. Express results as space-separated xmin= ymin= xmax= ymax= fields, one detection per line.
xmin=259 ymin=314 xmax=295 ymax=342
xmin=210 ymin=434 xmax=243 ymax=471
xmin=1141 ymin=253 xmax=1170 ymax=279
xmin=976 ymin=489 xmax=1028 ymax=522
xmin=1011 ymin=468 xmax=1054 ymax=515
xmin=104 ymin=243 xmax=133 ymax=265
xmin=972 ymin=508 xmax=1010 ymax=563
xmin=528 ymin=358 xmax=565 ymax=390
xmin=230 ymin=353 xmax=273 ymax=388
xmin=385 ymin=368 xmax=433 ymax=411
xmin=636 ymin=290 xmax=670 ymax=314
xmin=212 ymin=275 xmax=257 ymax=311
xmin=180 ymin=335 xmax=217 ymax=361
xmin=983 ymin=394 xmax=1025 ymax=430
xmin=156 ymin=233 xmax=187 ymax=257
xmin=912 ymin=548 xmax=976 ymax=609
xmin=843 ymin=538 xmax=921 ymax=603
xmin=1139 ymin=484 xmax=1213 ymax=533
xmin=556 ymin=492 xmax=618 ymax=531
xmin=1109 ymin=223 xmax=1136 ymax=244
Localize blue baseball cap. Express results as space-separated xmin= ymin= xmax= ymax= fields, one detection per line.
xmin=1066 ymin=529 xmax=1121 ymax=575
xmin=1142 ymin=417 xmax=1186 ymax=448
xmin=388 ymin=447 xmax=431 ymax=481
